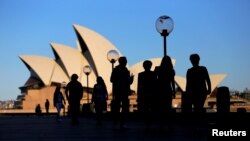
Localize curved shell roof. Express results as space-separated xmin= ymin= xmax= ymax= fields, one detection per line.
xmin=19 ymin=55 xmax=68 ymax=85
xmin=73 ymin=24 xmax=122 ymax=92
xmin=50 ymin=43 xmax=96 ymax=87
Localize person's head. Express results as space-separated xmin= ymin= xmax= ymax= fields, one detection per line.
xmin=143 ymin=60 xmax=152 ymax=71
xmin=190 ymin=53 xmax=200 ymax=67
xmin=96 ymin=76 xmax=104 ymax=84
xmin=118 ymin=56 xmax=127 ymax=67
xmin=71 ymin=74 xmax=78 ymax=81
xmin=160 ymin=56 xmax=173 ymax=69
xmin=55 ymin=86 xmax=61 ymax=93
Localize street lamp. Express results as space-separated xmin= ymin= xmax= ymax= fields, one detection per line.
xmin=107 ymin=50 xmax=119 ymax=70
xmin=155 ymin=15 xmax=174 ymax=56
xmin=107 ymin=50 xmax=119 ymax=111
xmin=83 ymin=65 xmax=92 ymax=104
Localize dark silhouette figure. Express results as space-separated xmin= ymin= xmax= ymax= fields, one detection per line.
xmin=154 ymin=56 xmax=176 ymax=128
xmin=137 ymin=60 xmax=157 ymax=127
xmin=45 ymin=99 xmax=50 ymax=115
xmin=35 ymin=104 xmax=42 ymax=116
xmin=53 ymin=86 xmax=66 ymax=121
xmin=65 ymin=74 xmax=83 ymax=125
xmin=186 ymin=53 xmax=211 ymax=113
xmin=154 ymin=56 xmax=176 ymax=112
xmin=110 ymin=56 xmax=134 ymax=128
xmin=92 ymin=76 xmax=108 ymax=125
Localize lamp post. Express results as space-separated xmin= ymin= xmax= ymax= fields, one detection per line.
xmin=107 ymin=50 xmax=119 ymax=70
xmin=155 ymin=15 xmax=174 ymax=56
xmin=107 ymin=50 xmax=119 ymax=111
xmin=83 ymin=65 xmax=92 ymax=104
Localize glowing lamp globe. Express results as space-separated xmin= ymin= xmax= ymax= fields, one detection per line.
xmin=155 ymin=15 xmax=174 ymax=36
xmin=83 ymin=65 xmax=92 ymax=75
xmin=107 ymin=50 xmax=119 ymax=64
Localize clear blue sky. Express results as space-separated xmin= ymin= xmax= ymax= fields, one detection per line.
xmin=0 ymin=0 xmax=250 ymax=100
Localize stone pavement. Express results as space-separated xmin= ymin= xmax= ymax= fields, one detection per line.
xmin=0 ymin=113 xmax=249 ymax=141
xmin=0 ymin=115 xmax=211 ymax=141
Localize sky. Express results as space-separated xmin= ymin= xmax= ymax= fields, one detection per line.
xmin=0 ymin=0 xmax=250 ymax=100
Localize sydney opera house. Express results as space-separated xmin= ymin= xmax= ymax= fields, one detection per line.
xmin=15 ymin=24 xmax=227 ymax=112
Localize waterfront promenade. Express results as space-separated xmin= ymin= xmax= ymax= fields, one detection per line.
xmin=0 ymin=113 xmax=249 ymax=141
xmin=0 ymin=115 xmax=208 ymax=141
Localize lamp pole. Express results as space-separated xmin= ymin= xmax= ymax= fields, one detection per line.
xmin=156 ymin=15 xmax=174 ymax=56
xmin=83 ymin=65 xmax=92 ymax=104
xmin=107 ymin=50 xmax=119 ymax=109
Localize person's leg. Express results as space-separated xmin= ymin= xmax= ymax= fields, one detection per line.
xmin=121 ymin=98 xmax=129 ymax=128
xmin=58 ymin=107 xmax=62 ymax=119
xmin=165 ymin=97 xmax=174 ymax=129
xmin=144 ymin=99 xmax=151 ymax=128
xmin=70 ymin=103 xmax=80 ymax=125
xmin=94 ymin=101 xmax=102 ymax=125
xmin=194 ymin=97 xmax=204 ymax=113
xmin=112 ymin=99 xmax=121 ymax=127
xmin=56 ymin=104 xmax=61 ymax=120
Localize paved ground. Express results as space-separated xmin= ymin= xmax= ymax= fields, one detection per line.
xmin=0 ymin=113 xmax=249 ymax=141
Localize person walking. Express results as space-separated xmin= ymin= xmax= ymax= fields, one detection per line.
xmin=154 ymin=56 xmax=176 ymax=128
xmin=35 ymin=104 xmax=42 ymax=116
xmin=186 ymin=53 xmax=211 ymax=113
xmin=65 ymin=74 xmax=83 ymax=125
xmin=45 ymin=99 xmax=50 ymax=115
xmin=92 ymin=76 xmax=108 ymax=125
xmin=110 ymin=56 xmax=134 ymax=128
xmin=53 ymin=86 xmax=66 ymax=121
xmin=137 ymin=60 xmax=157 ymax=128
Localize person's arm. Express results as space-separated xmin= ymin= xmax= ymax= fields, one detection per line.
xmin=53 ymin=90 xmax=57 ymax=107
xmin=185 ymin=69 xmax=190 ymax=94
xmin=129 ymin=71 xmax=134 ymax=85
xmin=104 ymin=86 xmax=108 ymax=100
xmin=91 ymin=85 xmax=96 ymax=103
xmin=110 ymin=68 xmax=116 ymax=83
xmin=204 ymin=68 xmax=211 ymax=94
xmin=137 ymin=73 xmax=142 ymax=102
xmin=65 ymin=85 xmax=69 ymax=101
xmin=172 ymin=70 xmax=176 ymax=98
xmin=62 ymin=93 xmax=66 ymax=104
xmin=80 ymin=85 xmax=83 ymax=100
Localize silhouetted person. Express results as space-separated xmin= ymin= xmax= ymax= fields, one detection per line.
xmin=92 ymin=76 xmax=108 ymax=125
xmin=111 ymin=56 xmax=134 ymax=128
xmin=35 ymin=104 xmax=42 ymax=116
xmin=154 ymin=56 xmax=176 ymax=111
xmin=137 ymin=60 xmax=157 ymax=127
xmin=186 ymin=53 xmax=211 ymax=113
xmin=65 ymin=74 xmax=83 ymax=125
xmin=154 ymin=56 xmax=176 ymax=128
xmin=53 ymin=86 xmax=66 ymax=121
xmin=45 ymin=99 xmax=50 ymax=115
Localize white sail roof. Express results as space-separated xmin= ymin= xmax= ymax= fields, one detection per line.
xmin=19 ymin=55 xmax=68 ymax=85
